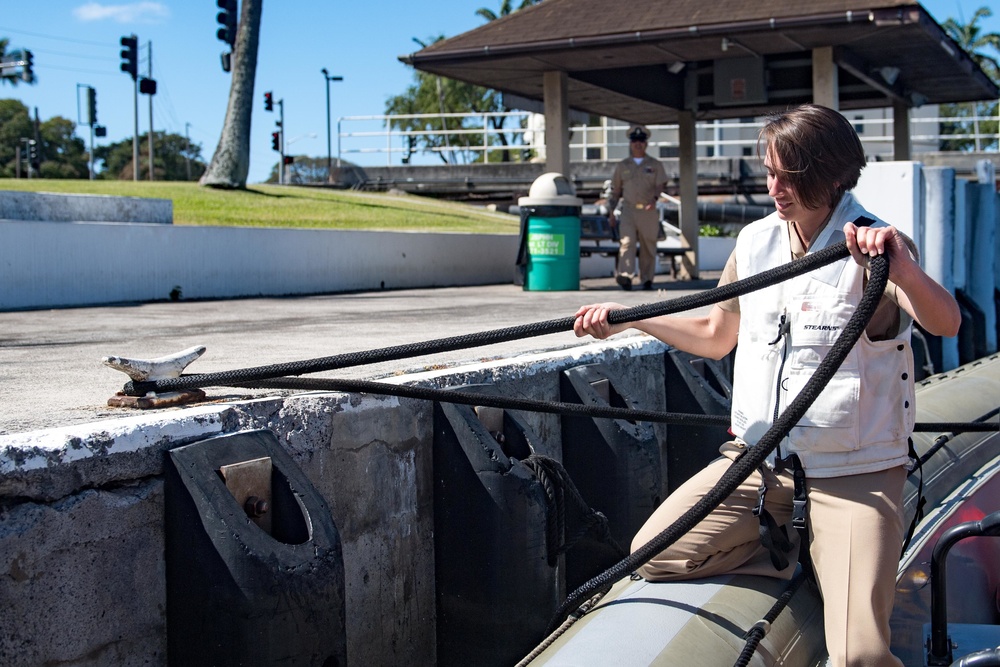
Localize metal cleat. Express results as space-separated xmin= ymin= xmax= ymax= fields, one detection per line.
xmin=103 ymin=345 xmax=208 ymax=409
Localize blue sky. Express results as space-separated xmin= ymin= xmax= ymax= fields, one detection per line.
xmin=2 ymin=1 xmax=997 ymax=184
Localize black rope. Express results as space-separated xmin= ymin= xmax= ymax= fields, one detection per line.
xmin=918 ymin=407 xmax=1000 ymax=467
xmin=733 ymin=572 xmax=807 ymax=667
xmin=522 ymin=454 xmax=567 ymax=567
xmin=521 ymin=454 xmax=628 ymax=565
xmin=545 ymin=251 xmax=891 ymax=634
xmin=234 ymin=377 xmax=731 ymax=426
xmin=234 ymin=376 xmax=999 ymax=434
xmin=122 ymin=242 xmax=856 ymax=396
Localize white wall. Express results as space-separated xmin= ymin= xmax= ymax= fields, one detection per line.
xmin=0 ymin=221 xmax=520 ymax=310
xmin=853 ymin=161 xmax=923 ymax=256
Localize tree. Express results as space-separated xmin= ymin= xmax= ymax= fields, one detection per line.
xmin=385 ymin=68 xmax=506 ymax=165
xmin=264 ymin=155 xmax=338 ymax=184
xmin=36 ymin=116 xmax=88 ymax=179
xmin=0 ymin=99 xmax=86 ymax=177
xmin=939 ymin=7 xmax=999 ymax=151
xmin=388 ymin=21 xmax=539 ymax=165
xmin=475 ymin=0 xmax=539 ymax=22
xmin=0 ymin=98 xmax=31 ymax=173
xmin=200 ymin=0 xmax=262 ymax=189
xmin=94 ymin=132 xmax=206 ymax=180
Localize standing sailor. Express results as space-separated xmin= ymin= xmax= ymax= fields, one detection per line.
xmin=607 ymin=124 xmax=669 ymax=290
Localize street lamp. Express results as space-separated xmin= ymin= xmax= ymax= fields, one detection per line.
xmin=321 ymin=67 xmax=343 ymax=183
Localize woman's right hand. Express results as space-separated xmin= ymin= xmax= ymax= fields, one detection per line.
xmin=573 ymin=303 xmax=628 ymax=339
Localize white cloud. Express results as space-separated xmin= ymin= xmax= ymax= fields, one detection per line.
xmin=73 ymin=2 xmax=171 ymax=24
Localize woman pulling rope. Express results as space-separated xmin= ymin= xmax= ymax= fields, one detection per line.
xmin=573 ymin=104 xmax=962 ymax=667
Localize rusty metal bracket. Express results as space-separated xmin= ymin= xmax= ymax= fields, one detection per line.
xmin=102 ymin=345 xmax=208 ymax=409
xmin=107 ymin=389 xmax=207 ymax=409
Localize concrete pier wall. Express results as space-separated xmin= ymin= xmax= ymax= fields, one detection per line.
xmin=0 ymin=336 xmax=668 ymax=667
xmin=0 ymin=189 xmax=173 ymax=224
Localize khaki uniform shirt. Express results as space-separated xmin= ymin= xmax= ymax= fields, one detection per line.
xmin=609 ymin=155 xmax=669 ymax=215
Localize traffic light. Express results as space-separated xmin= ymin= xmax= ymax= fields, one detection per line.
xmin=139 ymin=77 xmax=157 ymax=95
xmin=283 ymin=155 xmax=294 ymax=165
xmin=22 ymin=50 xmax=33 ymax=83
xmin=87 ymin=87 xmax=97 ymax=125
xmin=271 ymin=132 xmax=280 ymax=152
xmin=264 ymin=91 xmax=273 ymax=112
xmin=120 ymin=35 xmax=138 ymax=80
xmin=216 ymin=0 xmax=238 ymax=47
xmin=28 ymin=140 xmax=39 ymax=169
xmin=95 ymin=125 xmax=107 ymax=138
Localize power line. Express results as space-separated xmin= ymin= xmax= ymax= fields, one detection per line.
xmin=30 ymin=46 xmax=116 ymax=62
xmin=39 ymin=63 xmax=120 ymax=77
xmin=0 ymin=25 xmax=109 ymax=48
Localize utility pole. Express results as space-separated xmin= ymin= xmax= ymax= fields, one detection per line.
xmin=33 ymin=107 xmax=41 ymax=174
xmin=278 ymin=98 xmax=285 ymax=185
xmin=321 ymin=68 xmax=343 ymax=183
xmin=89 ymin=120 xmax=95 ymax=180
xmin=185 ymin=122 xmax=192 ymax=181
xmin=147 ymin=40 xmax=153 ymax=181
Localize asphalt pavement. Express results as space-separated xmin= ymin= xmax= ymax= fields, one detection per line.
xmin=0 ymin=274 xmax=720 ymax=436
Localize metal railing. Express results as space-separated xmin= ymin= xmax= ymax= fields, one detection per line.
xmin=336 ymin=109 xmax=1000 ymax=167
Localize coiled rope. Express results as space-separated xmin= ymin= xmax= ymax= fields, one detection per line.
xmin=522 ymin=454 xmax=627 ymax=566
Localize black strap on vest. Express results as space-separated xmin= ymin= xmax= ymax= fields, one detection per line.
xmin=901 ymin=437 xmax=926 ymax=557
xmin=753 ymin=453 xmax=813 ymax=577
xmin=785 ymin=454 xmax=814 ymax=579
xmin=752 ymin=477 xmax=794 ymax=571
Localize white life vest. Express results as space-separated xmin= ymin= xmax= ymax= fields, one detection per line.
xmin=730 ymin=194 xmax=915 ymax=478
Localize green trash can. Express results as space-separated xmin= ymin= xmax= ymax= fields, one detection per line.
xmin=517 ymin=173 xmax=582 ymax=291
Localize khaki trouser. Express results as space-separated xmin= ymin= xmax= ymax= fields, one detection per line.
xmin=632 ymin=444 xmax=906 ymax=667
xmin=616 ymin=206 xmax=659 ymax=283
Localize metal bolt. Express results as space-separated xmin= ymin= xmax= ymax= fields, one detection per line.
xmin=244 ymin=496 xmax=269 ymax=518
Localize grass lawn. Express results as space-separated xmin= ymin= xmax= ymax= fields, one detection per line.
xmin=0 ymin=179 xmax=519 ymax=234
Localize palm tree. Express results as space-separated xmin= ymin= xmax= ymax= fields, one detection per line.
xmin=1 ymin=38 xmax=25 ymax=87
xmin=472 ymin=0 xmax=541 ymax=161
xmin=942 ymin=7 xmax=1000 ymax=81
xmin=200 ymin=0 xmax=262 ymax=189
xmin=475 ymin=0 xmax=539 ymax=23
xmin=940 ymin=7 xmax=999 ymax=151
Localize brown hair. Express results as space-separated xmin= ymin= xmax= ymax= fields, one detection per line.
xmin=756 ymin=104 xmax=867 ymax=210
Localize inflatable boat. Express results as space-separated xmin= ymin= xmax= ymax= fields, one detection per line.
xmin=522 ymin=353 xmax=1000 ymax=667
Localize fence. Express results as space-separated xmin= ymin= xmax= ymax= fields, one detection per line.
xmin=336 ymin=108 xmax=1000 ymax=167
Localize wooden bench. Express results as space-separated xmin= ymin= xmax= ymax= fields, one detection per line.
xmin=579 ymin=215 xmax=688 ymax=278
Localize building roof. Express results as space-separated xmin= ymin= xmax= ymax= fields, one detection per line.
xmin=400 ymin=0 xmax=999 ymax=125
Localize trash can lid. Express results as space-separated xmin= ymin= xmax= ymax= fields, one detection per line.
xmin=518 ymin=172 xmax=582 ymax=207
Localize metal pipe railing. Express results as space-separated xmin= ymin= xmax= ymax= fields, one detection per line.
xmin=335 ymin=110 xmax=1000 ymax=166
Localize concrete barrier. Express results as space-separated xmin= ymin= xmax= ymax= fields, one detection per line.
xmin=0 ymin=190 xmax=172 ymax=224
xmin=0 ymin=221 xmax=521 ymax=310
xmin=0 ymin=335 xmax=667 ymax=667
